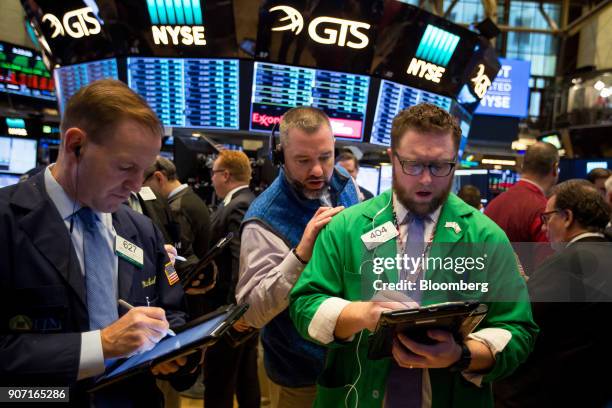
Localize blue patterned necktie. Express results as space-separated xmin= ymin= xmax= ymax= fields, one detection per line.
xmin=386 ymin=213 xmax=427 ymax=408
xmin=77 ymin=207 xmax=118 ymax=330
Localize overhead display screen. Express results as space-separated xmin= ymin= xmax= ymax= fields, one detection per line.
xmin=475 ymin=58 xmax=530 ymax=118
xmin=54 ymin=58 xmax=118 ymax=112
xmin=22 ymin=0 xmax=238 ymax=65
xmin=128 ymin=57 xmax=239 ymax=129
xmin=0 ymin=41 xmax=55 ymax=101
xmin=256 ymin=1 xmax=499 ymax=100
xmin=250 ymin=62 xmax=369 ymax=141
xmin=0 ymin=137 xmax=37 ymax=174
xmin=370 ymin=79 xmax=452 ymax=146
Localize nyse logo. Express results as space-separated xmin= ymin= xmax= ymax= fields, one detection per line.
xmin=152 ymin=26 xmax=206 ymax=46
xmin=406 ymin=58 xmax=445 ymax=83
xmin=270 ymin=5 xmax=370 ymax=49
xmin=406 ymin=25 xmax=459 ymax=83
xmin=147 ymin=0 xmax=206 ymax=46
xmin=42 ymin=7 xmax=101 ymax=39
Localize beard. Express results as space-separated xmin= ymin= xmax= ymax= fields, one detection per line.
xmin=285 ymin=168 xmax=330 ymax=200
xmin=392 ymin=171 xmax=453 ymax=217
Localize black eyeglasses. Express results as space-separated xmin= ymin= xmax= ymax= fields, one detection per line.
xmin=211 ymin=168 xmax=227 ymax=174
xmin=393 ymin=152 xmax=456 ymax=177
xmin=540 ymin=210 xmax=562 ymax=224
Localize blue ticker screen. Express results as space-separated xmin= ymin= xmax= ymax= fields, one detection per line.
xmin=250 ymin=62 xmax=369 ymax=141
xmin=127 ymin=57 xmax=239 ymax=129
xmin=371 ymin=80 xmax=452 ymax=146
xmin=54 ymin=58 xmax=118 ymax=113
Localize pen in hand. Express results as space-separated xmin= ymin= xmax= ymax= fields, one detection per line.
xmin=118 ymin=298 xmax=176 ymax=337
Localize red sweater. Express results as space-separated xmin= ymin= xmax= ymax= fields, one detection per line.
xmin=484 ymin=180 xmax=548 ymax=243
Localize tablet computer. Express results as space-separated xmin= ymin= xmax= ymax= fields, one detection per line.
xmin=181 ymin=232 xmax=234 ymax=288
xmin=367 ymin=301 xmax=487 ymax=360
xmin=91 ymin=303 xmax=247 ymax=391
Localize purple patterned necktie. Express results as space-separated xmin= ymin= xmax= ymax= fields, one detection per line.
xmin=385 ymin=213 xmax=427 ymax=408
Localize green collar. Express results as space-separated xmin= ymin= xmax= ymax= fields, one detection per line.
xmin=360 ymin=189 xmax=476 ymax=243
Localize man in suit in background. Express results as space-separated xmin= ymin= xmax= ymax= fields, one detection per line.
xmin=336 ymin=151 xmax=374 ymax=200
xmin=203 ymin=149 xmax=259 ymax=408
xmin=0 ymin=80 xmax=195 ymax=406
xmin=485 ymin=142 xmax=559 ymax=275
xmin=144 ymin=157 xmax=211 ymax=260
xmin=586 ymin=167 xmax=611 ymax=197
xmin=495 ymin=179 xmax=612 ymax=408
xmin=485 ymin=142 xmax=559 ymax=244
xmin=127 ymin=187 xmax=182 ymax=247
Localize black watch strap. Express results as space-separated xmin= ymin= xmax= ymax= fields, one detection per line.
xmin=449 ymin=342 xmax=471 ymax=372
xmin=292 ymin=247 xmax=308 ymax=265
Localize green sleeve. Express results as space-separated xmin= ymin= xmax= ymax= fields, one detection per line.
xmin=289 ymin=214 xmax=348 ymax=347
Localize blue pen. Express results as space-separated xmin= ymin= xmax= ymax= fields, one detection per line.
xmin=118 ymin=298 xmax=176 ymax=336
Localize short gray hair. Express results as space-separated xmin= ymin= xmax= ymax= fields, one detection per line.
xmin=522 ymin=142 xmax=559 ymax=177
xmin=551 ymin=179 xmax=611 ymax=232
xmin=279 ymin=106 xmax=332 ymax=148
xmin=144 ymin=156 xmax=177 ymax=181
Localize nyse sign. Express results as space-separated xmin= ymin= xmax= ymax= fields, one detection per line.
xmin=270 ymin=5 xmax=370 ymax=49
xmin=42 ymin=7 xmax=101 ymax=39
xmin=480 ymin=65 xmax=512 ymax=108
xmin=406 ymin=58 xmax=446 ymax=83
xmin=152 ymin=26 xmax=206 ymax=46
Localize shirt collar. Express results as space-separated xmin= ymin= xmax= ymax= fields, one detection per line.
xmin=519 ymin=178 xmax=545 ymax=195
xmin=567 ymin=232 xmax=605 ymax=246
xmin=44 ymin=165 xmax=107 ymax=222
xmin=168 ymin=184 xmax=189 ymax=200
xmin=392 ymin=192 xmax=441 ymax=225
xmin=223 ymin=185 xmax=249 ymax=206
xmin=44 ymin=165 xmax=81 ymax=221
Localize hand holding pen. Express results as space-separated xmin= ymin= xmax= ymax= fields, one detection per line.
xmin=118 ymin=298 xmax=176 ymax=336
xmin=98 ymin=298 xmax=176 ymax=360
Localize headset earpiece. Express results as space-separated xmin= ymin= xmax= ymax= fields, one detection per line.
xmin=269 ymin=122 xmax=284 ymax=166
xmin=75 ymin=145 xmax=81 ymax=159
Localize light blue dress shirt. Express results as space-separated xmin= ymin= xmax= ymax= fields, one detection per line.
xmin=44 ymin=165 xmax=118 ymax=380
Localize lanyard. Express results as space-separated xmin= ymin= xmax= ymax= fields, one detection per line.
xmin=391 ymin=196 xmax=437 ymax=276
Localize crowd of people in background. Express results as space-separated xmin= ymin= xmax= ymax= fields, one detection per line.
xmin=1 ymin=80 xmax=611 ymax=408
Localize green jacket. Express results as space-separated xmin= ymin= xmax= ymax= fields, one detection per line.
xmin=290 ymin=190 xmax=538 ymax=408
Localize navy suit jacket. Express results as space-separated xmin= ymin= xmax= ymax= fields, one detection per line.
xmin=0 ymin=172 xmax=188 ymax=406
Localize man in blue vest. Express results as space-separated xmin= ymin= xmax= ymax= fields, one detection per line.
xmin=235 ymin=106 xmax=359 ymax=408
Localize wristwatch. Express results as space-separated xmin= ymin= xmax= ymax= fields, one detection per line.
xmin=449 ymin=342 xmax=472 ymax=372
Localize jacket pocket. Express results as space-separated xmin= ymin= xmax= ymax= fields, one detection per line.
xmin=4 ymin=285 xmax=69 ymax=332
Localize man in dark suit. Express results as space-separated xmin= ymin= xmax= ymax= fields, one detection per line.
xmin=144 ymin=157 xmax=211 ymax=260
xmin=0 ymin=80 xmax=196 ymax=406
xmin=494 ymin=179 xmax=612 ymax=408
xmin=127 ymin=187 xmax=182 ymax=247
xmin=203 ymin=150 xmax=259 ymax=408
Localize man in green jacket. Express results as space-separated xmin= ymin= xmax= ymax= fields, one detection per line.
xmin=289 ymin=103 xmax=538 ymax=408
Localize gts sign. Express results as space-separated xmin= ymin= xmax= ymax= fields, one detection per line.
xmin=42 ymin=7 xmax=101 ymax=39
xmin=270 ymin=5 xmax=370 ymax=49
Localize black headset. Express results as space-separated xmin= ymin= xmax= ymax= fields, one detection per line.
xmin=269 ymin=122 xmax=284 ymax=166
xmin=75 ymin=145 xmax=81 ymax=159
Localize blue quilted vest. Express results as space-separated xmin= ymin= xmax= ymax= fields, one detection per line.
xmin=243 ymin=167 xmax=359 ymax=387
